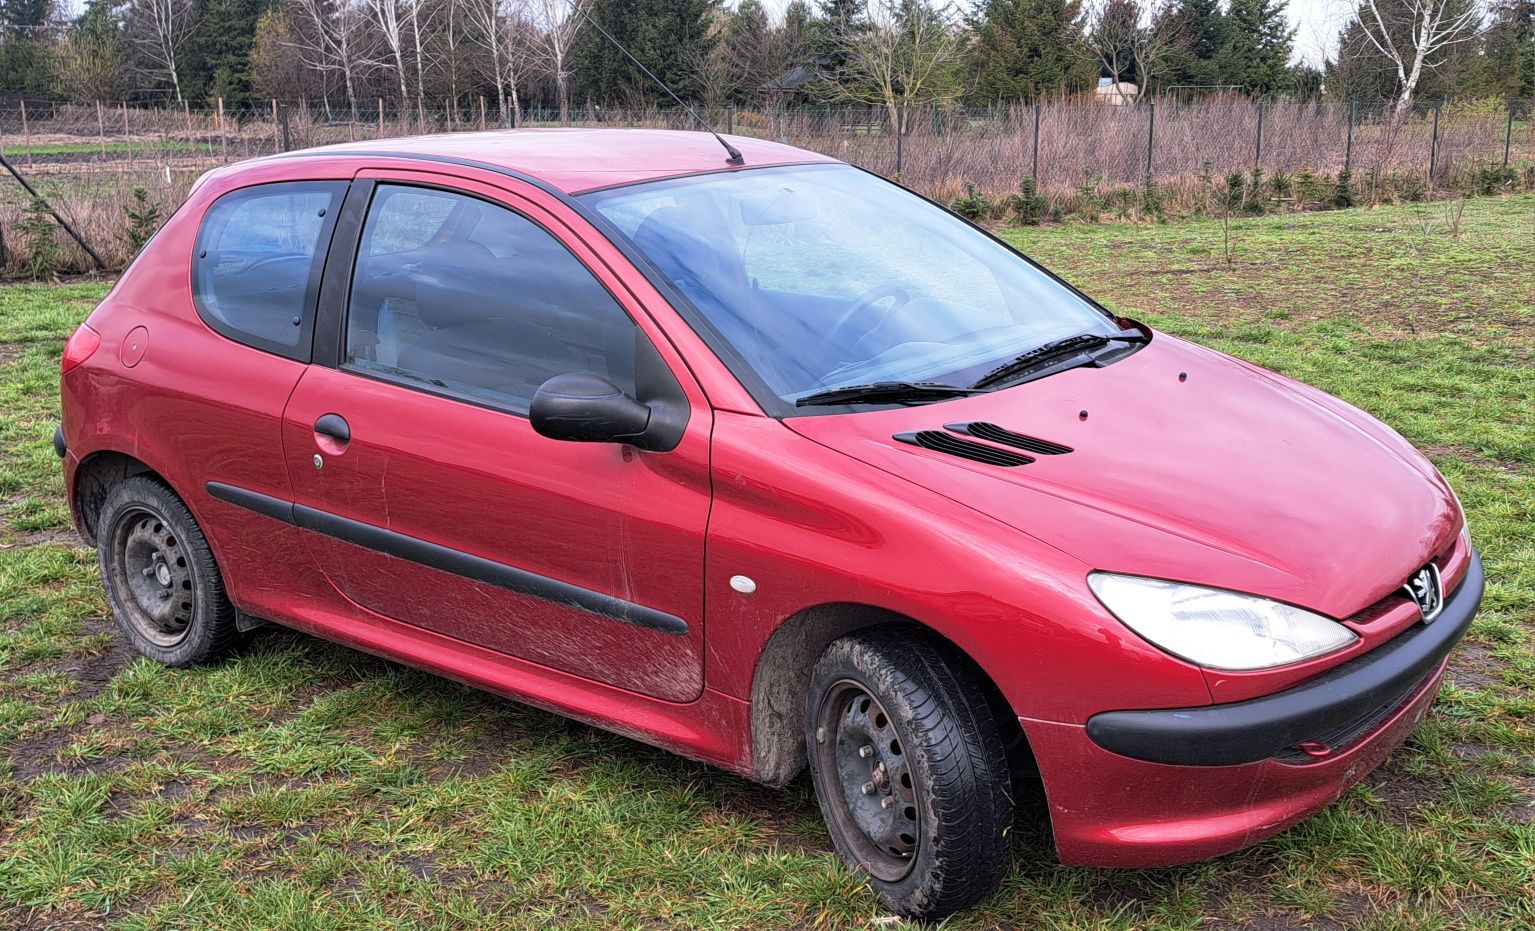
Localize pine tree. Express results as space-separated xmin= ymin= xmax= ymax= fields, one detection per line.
xmin=1484 ymin=0 xmax=1535 ymax=99
xmin=572 ymin=0 xmax=720 ymax=104
xmin=0 ymin=0 xmax=55 ymax=95
xmin=54 ymin=0 xmax=124 ymax=102
xmin=1160 ymin=0 xmax=1227 ymax=90
xmin=1215 ymin=0 xmax=1294 ymax=96
xmin=966 ymin=0 xmax=1097 ymax=102
xmin=171 ymin=0 xmax=270 ymax=106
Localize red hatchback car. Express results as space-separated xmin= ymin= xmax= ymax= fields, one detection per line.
xmin=59 ymin=130 xmax=1481 ymax=920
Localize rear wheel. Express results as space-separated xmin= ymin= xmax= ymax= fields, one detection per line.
xmin=806 ymin=629 xmax=1013 ymax=921
xmin=98 ymin=476 xmax=240 ymax=666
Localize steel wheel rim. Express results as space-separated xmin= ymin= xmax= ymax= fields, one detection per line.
xmin=814 ymin=678 xmax=920 ymax=882
xmin=108 ymin=506 xmax=195 ymax=647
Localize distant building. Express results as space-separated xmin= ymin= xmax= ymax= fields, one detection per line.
xmin=1095 ymin=77 xmax=1139 ymax=105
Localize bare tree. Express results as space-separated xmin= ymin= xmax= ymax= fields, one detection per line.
xmin=465 ymin=0 xmax=531 ymax=125
xmin=724 ymin=0 xmax=802 ymax=105
xmin=1342 ymin=0 xmax=1487 ymax=115
xmin=1080 ymin=0 xmax=1180 ymax=103
xmin=126 ymin=0 xmax=199 ymax=102
xmin=530 ymin=0 xmax=587 ymax=126
xmin=286 ymin=0 xmax=368 ymax=119
xmin=688 ymin=6 xmax=743 ymax=110
xmin=366 ymin=0 xmax=416 ymax=119
xmin=822 ymin=0 xmax=967 ymax=135
xmin=409 ymin=0 xmax=430 ymax=124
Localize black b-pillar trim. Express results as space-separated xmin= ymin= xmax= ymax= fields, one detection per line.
xmin=205 ymin=482 xmax=688 ymax=636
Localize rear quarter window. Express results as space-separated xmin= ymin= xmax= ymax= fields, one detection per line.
xmin=191 ymin=181 xmax=346 ymax=360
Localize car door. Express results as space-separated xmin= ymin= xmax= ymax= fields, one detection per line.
xmin=279 ymin=170 xmax=713 ymax=703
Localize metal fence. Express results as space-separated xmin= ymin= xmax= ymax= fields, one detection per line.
xmin=0 ymin=96 xmax=1531 ymax=274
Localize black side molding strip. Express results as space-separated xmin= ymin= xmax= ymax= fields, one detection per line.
xmin=205 ymin=482 xmax=688 ymax=636
xmin=1086 ymin=549 xmax=1483 ymax=767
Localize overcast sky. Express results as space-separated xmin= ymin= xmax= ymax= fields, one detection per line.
xmin=755 ymin=0 xmax=1347 ymax=68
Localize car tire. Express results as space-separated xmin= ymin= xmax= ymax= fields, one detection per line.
xmin=97 ymin=476 xmax=240 ymax=667
xmin=806 ymin=628 xmax=1013 ymax=921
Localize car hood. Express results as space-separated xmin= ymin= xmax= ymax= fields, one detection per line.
xmin=785 ymin=333 xmax=1461 ymax=619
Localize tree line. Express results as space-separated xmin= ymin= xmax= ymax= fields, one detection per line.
xmin=0 ymin=0 xmax=1530 ymax=123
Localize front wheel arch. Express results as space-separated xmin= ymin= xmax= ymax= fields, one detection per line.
xmin=748 ymin=605 xmax=1034 ymax=790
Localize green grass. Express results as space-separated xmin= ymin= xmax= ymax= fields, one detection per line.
xmin=0 ymin=140 xmax=215 ymax=158
xmin=2 ymin=195 xmax=1532 ymax=929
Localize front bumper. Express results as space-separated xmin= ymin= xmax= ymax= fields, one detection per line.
xmin=1026 ymin=549 xmax=1483 ymax=867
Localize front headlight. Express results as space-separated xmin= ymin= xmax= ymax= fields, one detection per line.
xmin=1088 ymin=573 xmax=1358 ymax=671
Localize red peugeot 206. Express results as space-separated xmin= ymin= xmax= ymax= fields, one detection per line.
xmin=58 ymin=130 xmax=1481 ymax=920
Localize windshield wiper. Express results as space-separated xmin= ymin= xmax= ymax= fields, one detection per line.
xmin=795 ymin=381 xmax=986 ymax=408
xmin=970 ymin=328 xmax=1148 ymax=390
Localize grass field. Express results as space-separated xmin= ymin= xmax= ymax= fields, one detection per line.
xmin=1 ymin=195 xmax=1532 ymax=930
xmin=0 ymin=140 xmax=215 ymax=158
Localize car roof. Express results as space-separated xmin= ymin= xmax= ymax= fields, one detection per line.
xmin=275 ymin=128 xmax=839 ymax=194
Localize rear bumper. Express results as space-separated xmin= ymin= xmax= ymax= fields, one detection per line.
xmin=1026 ymin=550 xmax=1482 ymax=867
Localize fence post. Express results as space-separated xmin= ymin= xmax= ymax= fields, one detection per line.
xmin=1146 ymin=101 xmax=1155 ymax=176
xmin=217 ymin=97 xmax=226 ymax=160
xmin=1254 ymin=100 xmax=1264 ymax=167
xmin=95 ymin=101 xmax=107 ymax=160
xmin=726 ymin=104 xmax=734 ymax=135
xmin=480 ymin=96 xmax=487 ymax=130
xmin=1031 ymin=103 xmax=1040 ymax=179
xmin=18 ymin=99 xmax=31 ymax=170
xmin=1345 ymin=100 xmax=1354 ymax=171
xmin=183 ymin=99 xmax=192 ymax=134
xmin=1504 ymin=104 xmax=1514 ymax=168
xmin=895 ymin=103 xmax=904 ymax=178
xmin=1428 ymin=102 xmax=1440 ymax=185
xmin=278 ymin=102 xmax=292 ymax=152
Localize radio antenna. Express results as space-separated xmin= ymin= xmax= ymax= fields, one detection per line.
xmin=577 ymin=8 xmax=744 ymax=165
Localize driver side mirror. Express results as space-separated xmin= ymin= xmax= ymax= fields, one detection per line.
xmin=530 ymin=373 xmax=661 ymax=449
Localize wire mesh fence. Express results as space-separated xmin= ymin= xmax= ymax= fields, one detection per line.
xmin=0 ymin=96 xmax=1530 ymax=275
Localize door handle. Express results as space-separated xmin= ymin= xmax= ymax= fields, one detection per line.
xmin=314 ymin=413 xmax=350 ymax=444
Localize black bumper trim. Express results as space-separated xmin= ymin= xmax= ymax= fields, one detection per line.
xmin=1086 ymin=550 xmax=1483 ymax=767
xmin=53 ymin=425 xmax=67 ymax=459
xmin=205 ymin=481 xmax=689 ymax=637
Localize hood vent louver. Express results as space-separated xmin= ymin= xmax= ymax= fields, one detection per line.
xmin=895 ymin=430 xmax=1035 ymax=467
xmin=946 ymin=422 xmax=1073 ymax=456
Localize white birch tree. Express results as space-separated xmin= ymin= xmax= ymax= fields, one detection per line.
xmin=1342 ymin=0 xmax=1487 ymax=115
xmin=127 ymin=0 xmax=199 ymax=102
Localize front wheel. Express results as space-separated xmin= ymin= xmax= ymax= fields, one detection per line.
xmin=806 ymin=629 xmax=1013 ymax=921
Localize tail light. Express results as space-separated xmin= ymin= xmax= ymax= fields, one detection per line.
xmin=62 ymin=323 xmax=101 ymax=374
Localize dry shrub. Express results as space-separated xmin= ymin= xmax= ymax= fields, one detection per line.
xmin=0 ymin=96 xmax=1528 ymax=277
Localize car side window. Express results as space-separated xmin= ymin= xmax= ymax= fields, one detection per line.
xmin=345 ymin=184 xmax=639 ymax=413
xmin=192 ymin=181 xmax=345 ymax=360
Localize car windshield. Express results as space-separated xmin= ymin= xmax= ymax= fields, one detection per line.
xmin=580 ymin=164 xmax=1117 ymax=409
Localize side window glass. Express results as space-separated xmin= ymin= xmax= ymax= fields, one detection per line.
xmin=346 ymin=185 xmax=640 ymax=412
xmin=192 ymin=181 xmax=344 ymax=359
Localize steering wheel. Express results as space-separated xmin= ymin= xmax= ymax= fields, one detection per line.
xmin=825 ymin=283 xmax=911 ymax=354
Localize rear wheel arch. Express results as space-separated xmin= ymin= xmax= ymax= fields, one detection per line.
xmin=748 ymin=603 xmax=1033 ymax=789
xmin=72 ymin=451 xmax=165 ymax=545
